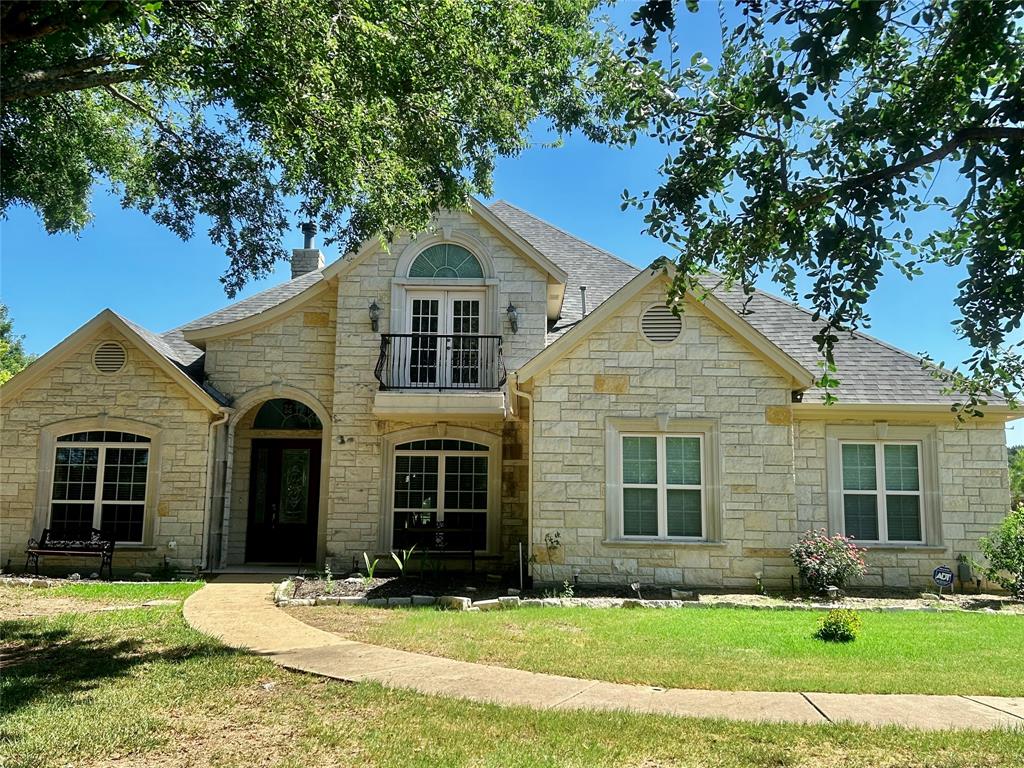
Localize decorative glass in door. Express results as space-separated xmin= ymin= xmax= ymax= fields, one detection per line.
xmin=279 ymin=448 xmax=310 ymax=524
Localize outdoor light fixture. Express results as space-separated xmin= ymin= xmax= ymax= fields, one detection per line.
xmin=506 ymin=301 xmax=519 ymax=334
xmin=368 ymin=300 xmax=381 ymax=332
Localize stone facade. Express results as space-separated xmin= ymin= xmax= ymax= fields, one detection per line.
xmin=529 ymin=279 xmax=1012 ymax=590
xmin=1 ymin=210 xmax=1013 ymax=588
xmin=0 ymin=326 xmax=213 ymax=573
xmin=795 ymin=418 xmax=1011 ymax=589
xmin=530 ymin=279 xmax=799 ymax=588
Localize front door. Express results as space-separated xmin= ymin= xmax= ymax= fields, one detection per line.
xmin=246 ymin=439 xmax=320 ymax=563
xmin=406 ymin=291 xmax=484 ymax=387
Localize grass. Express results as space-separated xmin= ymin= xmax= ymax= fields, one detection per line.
xmin=291 ymin=604 xmax=1024 ymax=696
xmin=45 ymin=580 xmax=204 ymax=602
xmin=2 ymin=590 xmax=1022 ymax=768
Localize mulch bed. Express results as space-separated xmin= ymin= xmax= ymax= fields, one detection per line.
xmin=286 ymin=575 xmax=1024 ymax=612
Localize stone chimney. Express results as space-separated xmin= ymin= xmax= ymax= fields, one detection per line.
xmin=291 ymin=222 xmax=324 ymax=278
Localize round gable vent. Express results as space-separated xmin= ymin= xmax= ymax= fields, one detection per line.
xmin=641 ymin=305 xmax=682 ymax=344
xmin=93 ymin=341 xmax=127 ymax=374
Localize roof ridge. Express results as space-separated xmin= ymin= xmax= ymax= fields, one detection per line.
xmin=489 ymin=200 xmax=640 ymax=272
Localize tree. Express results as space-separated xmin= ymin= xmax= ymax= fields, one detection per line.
xmin=1010 ymin=445 xmax=1024 ymax=508
xmin=0 ymin=304 xmax=35 ymax=385
xmin=620 ymin=0 xmax=1023 ymax=415
xmin=1 ymin=0 xmax=626 ymax=295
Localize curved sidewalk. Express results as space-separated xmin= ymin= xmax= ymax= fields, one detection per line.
xmin=184 ymin=579 xmax=1024 ymax=731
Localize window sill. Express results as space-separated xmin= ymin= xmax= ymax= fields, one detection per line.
xmin=859 ymin=544 xmax=947 ymax=552
xmin=602 ymin=538 xmax=726 ymax=549
xmin=114 ymin=545 xmax=157 ymax=551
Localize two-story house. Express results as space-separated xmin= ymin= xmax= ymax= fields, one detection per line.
xmin=1 ymin=199 xmax=1016 ymax=588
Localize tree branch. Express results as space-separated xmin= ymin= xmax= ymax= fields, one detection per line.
xmin=2 ymin=66 xmax=149 ymax=102
xmin=102 ymin=84 xmax=190 ymax=150
xmin=835 ymin=126 xmax=1024 ymax=192
xmin=0 ymin=1 xmax=125 ymax=46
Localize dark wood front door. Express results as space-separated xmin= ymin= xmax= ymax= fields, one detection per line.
xmin=246 ymin=439 xmax=320 ymax=563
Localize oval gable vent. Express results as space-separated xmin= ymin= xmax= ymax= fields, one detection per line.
xmin=93 ymin=341 xmax=127 ymax=374
xmin=641 ymin=305 xmax=682 ymax=344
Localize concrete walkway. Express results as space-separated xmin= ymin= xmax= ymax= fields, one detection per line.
xmin=183 ymin=579 xmax=1024 ymax=731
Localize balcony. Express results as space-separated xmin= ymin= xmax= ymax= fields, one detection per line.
xmin=372 ymin=334 xmax=507 ymax=419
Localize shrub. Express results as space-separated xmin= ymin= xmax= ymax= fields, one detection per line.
xmin=815 ymin=608 xmax=862 ymax=642
xmin=791 ymin=528 xmax=867 ymax=594
xmin=976 ymin=505 xmax=1024 ymax=600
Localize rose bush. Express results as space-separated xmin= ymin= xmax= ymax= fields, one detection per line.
xmin=791 ymin=529 xmax=868 ymax=594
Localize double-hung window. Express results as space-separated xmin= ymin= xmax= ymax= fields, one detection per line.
xmin=840 ymin=441 xmax=923 ymax=544
xmin=49 ymin=431 xmax=150 ymax=543
xmin=620 ymin=434 xmax=704 ymax=539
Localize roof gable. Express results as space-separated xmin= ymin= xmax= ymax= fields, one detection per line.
xmin=1 ymin=310 xmax=225 ymax=413
xmin=516 ymin=268 xmax=814 ymax=388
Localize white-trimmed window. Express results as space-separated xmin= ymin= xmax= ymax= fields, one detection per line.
xmin=619 ymin=433 xmax=705 ymax=539
xmin=840 ymin=440 xmax=923 ymax=544
xmin=48 ymin=431 xmax=150 ymax=543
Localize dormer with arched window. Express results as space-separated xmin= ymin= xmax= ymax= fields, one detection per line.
xmin=377 ymin=238 xmax=505 ymax=393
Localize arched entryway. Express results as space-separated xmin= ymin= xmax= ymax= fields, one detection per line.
xmin=221 ymin=388 xmax=330 ymax=567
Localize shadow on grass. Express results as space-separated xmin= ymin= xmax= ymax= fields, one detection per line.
xmin=0 ymin=619 xmax=238 ymax=717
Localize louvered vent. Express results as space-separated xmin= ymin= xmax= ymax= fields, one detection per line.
xmin=93 ymin=342 xmax=126 ymax=374
xmin=641 ymin=305 xmax=682 ymax=344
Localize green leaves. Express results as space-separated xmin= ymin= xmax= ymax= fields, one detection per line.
xmin=1 ymin=0 xmax=624 ymax=295
xmin=619 ymin=0 xmax=1024 ymax=412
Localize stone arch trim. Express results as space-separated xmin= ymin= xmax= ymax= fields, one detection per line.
xmin=394 ymin=232 xmax=495 ymax=280
xmin=378 ymin=423 xmax=503 ymax=554
xmin=220 ymin=385 xmax=332 ymax=568
xmin=33 ymin=415 xmax=166 ymax=543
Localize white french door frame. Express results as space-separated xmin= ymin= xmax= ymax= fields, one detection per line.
xmin=403 ymin=288 xmax=487 ymax=389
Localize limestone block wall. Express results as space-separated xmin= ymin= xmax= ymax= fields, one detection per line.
xmin=0 ymin=328 xmax=212 ymax=573
xmin=795 ymin=417 xmax=1011 ymax=589
xmin=529 ymin=279 xmax=798 ymax=589
xmin=202 ymin=289 xmax=338 ymax=409
xmin=325 ymin=210 xmax=545 ymax=570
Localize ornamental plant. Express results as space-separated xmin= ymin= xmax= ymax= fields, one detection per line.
xmin=815 ymin=609 xmax=862 ymax=643
xmin=790 ymin=529 xmax=867 ymax=595
xmin=976 ymin=505 xmax=1024 ymax=600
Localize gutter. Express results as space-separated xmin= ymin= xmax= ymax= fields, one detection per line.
xmin=509 ymin=374 xmax=534 ymax=568
xmin=201 ymin=407 xmax=232 ymax=571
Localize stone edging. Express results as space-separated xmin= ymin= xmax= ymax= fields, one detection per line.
xmin=273 ymin=584 xmax=1018 ymax=614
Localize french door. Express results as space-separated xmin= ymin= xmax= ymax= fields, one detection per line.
xmin=406 ymin=291 xmax=485 ymax=388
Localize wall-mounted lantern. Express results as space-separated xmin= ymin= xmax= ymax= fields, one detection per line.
xmin=368 ymin=300 xmax=381 ymax=332
xmin=506 ymin=301 xmax=519 ymax=334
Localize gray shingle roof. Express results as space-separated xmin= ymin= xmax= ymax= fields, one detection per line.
xmin=703 ymin=280 xmax=963 ymax=404
xmin=178 ymin=271 xmax=325 ymax=331
xmin=487 ymin=200 xmax=640 ymax=343
xmin=127 ymin=199 xmax=966 ymax=407
xmin=492 ymin=204 xmax=964 ymax=406
xmin=112 ymin=313 xmax=231 ymax=405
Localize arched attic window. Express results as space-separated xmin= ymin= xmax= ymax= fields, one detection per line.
xmin=408 ymin=244 xmax=483 ymax=279
xmin=252 ymin=399 xmax=322 ymax=429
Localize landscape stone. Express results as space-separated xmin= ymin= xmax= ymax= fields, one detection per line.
xmin=437 ymin=595 xmax=472 ymax=611
xmin=411 ymin=595 xmax=436 ymax=606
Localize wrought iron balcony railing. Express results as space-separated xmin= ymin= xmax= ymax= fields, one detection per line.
xmin=374 ymin=334 xmax=506 ymax=391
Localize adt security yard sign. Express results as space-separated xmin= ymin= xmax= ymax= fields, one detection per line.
xmin=932 ymin=565 xmax=955 ymax=593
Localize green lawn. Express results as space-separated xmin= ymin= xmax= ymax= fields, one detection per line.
xmin=45 ymin=579 xmax=204 ymax=602
xmin=292 ymin=604 xmax=1024 ymax=696
xmin=2 ymin=586 xmax=1022 ymax=767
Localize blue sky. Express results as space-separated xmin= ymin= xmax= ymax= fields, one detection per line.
xmin=0 ymin=3 xmax=1018 ymax=445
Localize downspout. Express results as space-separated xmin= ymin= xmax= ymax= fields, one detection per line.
xmin=509 ymin=374 xmax=534 ymax=570
xmin=201 ymin=407 xmax=232 ymax=572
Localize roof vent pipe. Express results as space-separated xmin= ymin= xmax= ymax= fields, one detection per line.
xmin=300 ymin=221 xmax=317 ymax=249
xmin=580 ymin=285 xmax=588 ymax=317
